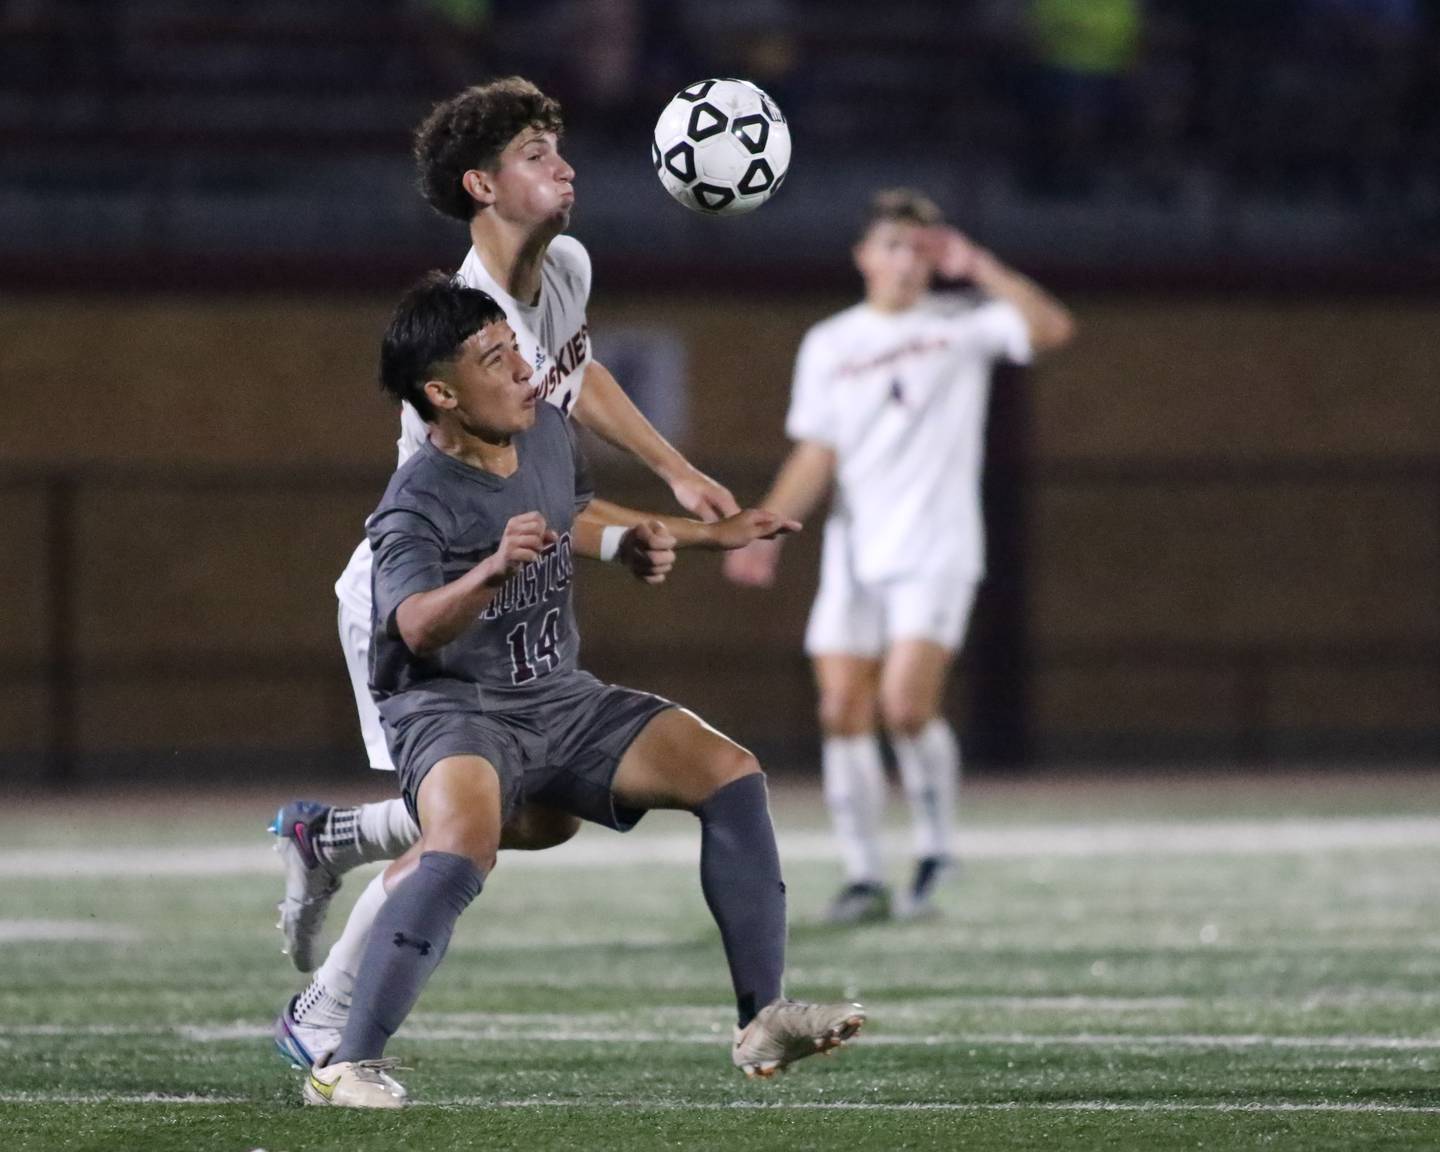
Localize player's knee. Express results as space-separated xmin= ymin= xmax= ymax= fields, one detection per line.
xmin=418 ymin=809 xmax=501 ymax=873
xmin=818 ymin=691 xmax=876 ymax=737
xmin=705 ymin=743 xmax=762 ymax=797
xmin=419 ymin=836 xmax=497 ymax=874
xmin=882 ymin=698 xmax=936 ymax=740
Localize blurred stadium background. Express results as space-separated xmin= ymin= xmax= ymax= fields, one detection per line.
xmin=5 ymin=5 xmax=1440 ymax=1146
xmin=2 ymin=0 xmax=1439 ymax=787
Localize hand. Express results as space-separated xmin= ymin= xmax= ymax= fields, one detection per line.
xmin=707 ymin=508 xmax=801 ymax=551
xmin=925 ymin=225 xmax=997 ymax=283
xmin=723 ymin=538 xmax=782 ymax=587
xmin=618 ymin=519 xmax=677 ymax=585
xmin=480 ymin=512 xmax=556 ymax=587
xmin=670 ymin=467 xmax=740 ymax=523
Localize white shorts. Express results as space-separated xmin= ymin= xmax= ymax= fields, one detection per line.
xmin=338 ymin=596 xmax=395 ymax=771
xmin=804 ymin=528 xmax=977 ymax=658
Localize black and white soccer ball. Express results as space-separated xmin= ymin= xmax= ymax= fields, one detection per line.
xmin=652 ymin=78 xmax=792 ymax=216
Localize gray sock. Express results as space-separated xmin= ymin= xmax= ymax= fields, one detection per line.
xmin=331 ymin=850 xmax=483 ymax=1063
xmin=695 ymin=773 xmax=787 ymax=1028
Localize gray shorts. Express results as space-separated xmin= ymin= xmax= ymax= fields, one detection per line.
xmin=385 ymin=670 xmax=674 ymax=833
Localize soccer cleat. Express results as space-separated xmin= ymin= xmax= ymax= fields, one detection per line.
xmin=732 ymin=998 xmax=866 ymax=1079
xmin=900 ymin=855 xmax=953 ymax=920
xmin=824 ymin=881 xmax=891 ymax=925
xmin=271 ymin=800 xmax=341 ymax=972
xmin=274 ymin=993 xmax=342 ymax=1070
xmin=302 ymin=1058 xmax=407 ymax=1109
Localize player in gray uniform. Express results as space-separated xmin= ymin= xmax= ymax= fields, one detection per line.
xmin=302 ymin=274 xmax=865 ymax=1108
xmin=272 ymin=77 xmax=744 ymax=1069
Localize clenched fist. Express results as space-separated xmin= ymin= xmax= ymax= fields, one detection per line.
xmin=481 ymin=511 xmax=557 ymax=587
xmin=618 ymin=520 xmax=678 ymax=585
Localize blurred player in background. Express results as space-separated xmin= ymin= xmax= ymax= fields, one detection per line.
xmin=272 ymin=76 xmax=740 ymax=1069
xmin=303 ymin=274 xmax=861 ymax=1107
xmin=725 ymin=189 xmax=1075 ymax=923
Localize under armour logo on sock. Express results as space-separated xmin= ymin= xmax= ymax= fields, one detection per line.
xmin=392 ymin=931 xmax=432 ymax=955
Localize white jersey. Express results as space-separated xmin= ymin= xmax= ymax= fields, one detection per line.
xmin=785 ymin=293 xmax=1030 ymax=584
xmin=336 ymin=235 xmax=594 ymax=615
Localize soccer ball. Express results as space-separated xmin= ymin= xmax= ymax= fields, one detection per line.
xmin=652 ymin=78 xmax=792 ymax=216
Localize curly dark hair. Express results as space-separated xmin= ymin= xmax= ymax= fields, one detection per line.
xmin=414 ymin=77 xmax=565 ymax=222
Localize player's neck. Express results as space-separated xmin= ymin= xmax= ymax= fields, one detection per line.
xmin=864 ymin=290 xmax=921 ymax=315
xmin=429 ymin=423 xmax=519 ymax=478
xmin=470 ymin=215 xmax=555 ymax=307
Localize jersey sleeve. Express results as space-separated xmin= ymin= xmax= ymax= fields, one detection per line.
xmin=783 ymin=328 xmax=838 ymax=445
xmin=970 ymin=298 xmax=1033 ymax=366
xmin=368 ymin=506 xmax=445 ymax=636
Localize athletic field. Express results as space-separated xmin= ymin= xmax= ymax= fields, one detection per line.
xmin=3 ymin=770 xmax=1438 ymax=1151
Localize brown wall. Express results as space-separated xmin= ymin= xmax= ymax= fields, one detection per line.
xmin=2 ymin=293 xmax=1437 ymax=777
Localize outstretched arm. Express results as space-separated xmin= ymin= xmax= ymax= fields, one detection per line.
xmin=576 ymin=498 xmax=798 ymax=552
xmin=573 ymin=359 xmax=740 ymax=521
xmin=574 ymin=499 xmax=800 ymax=585
xmin=724 ymin=440 xmax=836 ymax=588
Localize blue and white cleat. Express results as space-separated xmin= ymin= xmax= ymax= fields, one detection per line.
xmin=270 ymin=800 xmax=341 ymax=972
xmin=274 ymin=993 xmax=342 ymax=1070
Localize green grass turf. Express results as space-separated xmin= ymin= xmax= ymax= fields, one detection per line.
xmin=1 ymin=772 xmax=1438 ymax=1150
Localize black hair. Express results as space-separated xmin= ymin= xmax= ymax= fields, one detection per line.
xmin=379 ymin=271 xmax=506 ymax=421
xmin=414 ymin=76 xmax=565 ymax=221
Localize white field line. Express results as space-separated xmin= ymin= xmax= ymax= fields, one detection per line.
xmin=0 ymin=919 xmax=138 ymax=942
xmin=458 ymin=1099 xmax=1440 ymax=1115
xmin=0 ymin=1092 xmax=1437 ymax=1115
xmin=0 ymin=1092 xmax=247 ymax=1105
xmin=2 ymin=816 xmax=1439 ymax=877
xmin=7 ymin=1020 xmax=1440 ymax=1052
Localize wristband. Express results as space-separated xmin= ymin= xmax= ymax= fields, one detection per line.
xmin=599 ymin=525 xmax=629 ymax=563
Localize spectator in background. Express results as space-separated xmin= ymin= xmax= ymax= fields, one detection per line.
xmin=1021 ymin=0 xmax=1142 ymax=197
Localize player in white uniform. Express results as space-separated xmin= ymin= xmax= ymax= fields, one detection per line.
xmin=725 ymin=189 xmax=1075 ymax=922
xmin=271 ymin=77 xmax=740 ymax=1069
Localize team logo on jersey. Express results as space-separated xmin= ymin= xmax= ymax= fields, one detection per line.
xmin=837 ymin=336 xmax=951 ymax=378
xmin=478 ymin=533 xmax=574 ymax=621
xmin=534 ymin=324 xmax=590 ymax=400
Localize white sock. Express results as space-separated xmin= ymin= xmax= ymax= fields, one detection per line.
xmin=319 ymin=799 xmax=420 ymax=873
xmin=891 ymin=719 xmax=960 ymax=860
xmin=310 ymin=870 xmax=390 ymax=1007
xmin=356 ymin=798 xmax=421 ymax=862
xmin=293 ymin=977 xmax=349 ymax=1028
xmin=821 ymin=734 xmax=887 ymax=884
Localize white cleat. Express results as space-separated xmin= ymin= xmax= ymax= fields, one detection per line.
xmin=302 ymin=1059 xmax=407 ymax=1109
xmin=270 ymin=800 xmax=341 ymax=972
xmin=732 ymin=998 xmax=866 ymax=1079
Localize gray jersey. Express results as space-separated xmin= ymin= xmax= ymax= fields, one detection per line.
xmin=367 ymin=405 xmax=594 ymax=727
